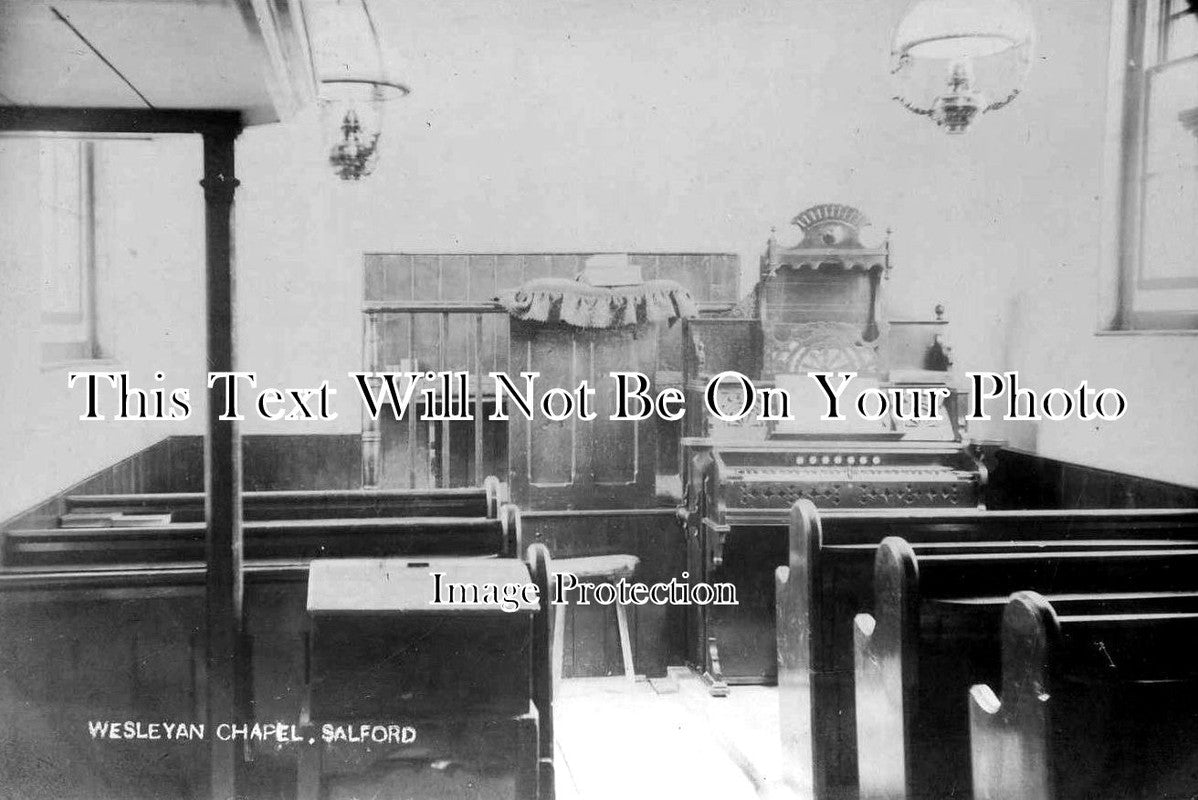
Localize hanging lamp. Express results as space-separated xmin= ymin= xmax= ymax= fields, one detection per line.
xmin=891 ymin=0 xmax=1035 ymax=133
xmin=304 ymin=0 xmax=409 ymax=179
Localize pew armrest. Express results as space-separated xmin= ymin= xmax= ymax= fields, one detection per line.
xmin=968 ymin=683 xmax=1007 ymax=800
xmin=969 ymin=683 xmax=1001 ymax=718
xmin=854 ymin=611 xmax=911 ymax=800
xmin=853 ymin=612 xmax=876 ymax=641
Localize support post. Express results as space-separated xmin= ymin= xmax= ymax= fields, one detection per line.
xmin=202 ymin=129 xmax=243 ymax=800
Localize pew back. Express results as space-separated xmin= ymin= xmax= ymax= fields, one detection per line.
xmin=62 ymin=476 xmax=507 ymax=523
xmin=774 ymin=500 xmax=1198 ymax=800
xmin=970 ymin=592 xmax=1198 ymax=800
xmin=855 ymin=537 xmax=1198 ymax=800
xmin=5 ymin=508 xmax=522 ymax=567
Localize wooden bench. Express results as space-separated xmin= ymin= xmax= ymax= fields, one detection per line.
xmin=853 ymin=536 xmax=1198 ymax=800
xmin=60 ymin=475 xmax=507 ymax=523
xmin=970 ymin=591 xmax=1198 ymax=800
xmin=4 ymin=505 xmax=523 ymax=567
xmin=0 ymin=501 xmax=528 ymax=800
xmin=773 ymin=500 xmax=1198 ymax=800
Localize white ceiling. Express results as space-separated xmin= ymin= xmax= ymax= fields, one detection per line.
xmin=0 ymin=0 xmax=314 ymax=123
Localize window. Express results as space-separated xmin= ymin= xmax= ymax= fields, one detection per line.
xmin=1108 ymin=0 xmax=1198 ymax=330
xmin=39 ymin=138 xmax=101 ymax=362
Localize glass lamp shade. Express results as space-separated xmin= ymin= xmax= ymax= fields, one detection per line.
xmin=319 ymin=80 xmax=406 ymax=180
xmin=304 ymin=0 xmax=409 ymax=179
xmin=891 ymin=0 xmax=1035 ymax=133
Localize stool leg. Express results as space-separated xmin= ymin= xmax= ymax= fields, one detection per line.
xmin=552 ymin=603 xmax=566 ymax=688
xmin=615 ymin=602 xmax=635 ymax=683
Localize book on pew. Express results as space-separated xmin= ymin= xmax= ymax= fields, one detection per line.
xmin=113 ymin=513 xmax=174 ymax=527
xmin=59 ymin=512 xmax=174 ymax=528
xmin=59 ymin=512 xmax=121 ymax=528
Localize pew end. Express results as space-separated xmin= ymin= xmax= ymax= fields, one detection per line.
xmin=965 ymin=682 xmax=1029 ymax=800
xmin=525 ymin=542 xmax=556 ymax=800
xmin=854 ymin=537 xmax=920 ymax=800
xmin=501 ymin=503 xmax=524 ymax=558
xmin=965 ymin=591 xmax=1080 ymax=800
xmin=853 ymin=610 xmax=906 ymax=800
xmin=484 ymin=476 xmax=502 ymax=518
xmin=484 ymin=476 xmax=512 ymax=520
xmin=775 ymin=499 xmax=826 ymax=798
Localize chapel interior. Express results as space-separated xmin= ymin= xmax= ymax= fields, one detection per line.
xmin=1 ymin=1 xmax=1197 ymax=799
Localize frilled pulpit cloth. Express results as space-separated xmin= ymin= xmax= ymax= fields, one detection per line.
xmin=496 ymin=278 xmax=699 ymax=329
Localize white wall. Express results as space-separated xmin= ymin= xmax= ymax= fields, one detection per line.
xmin=0 ymin=135 xmax=206 ymax=521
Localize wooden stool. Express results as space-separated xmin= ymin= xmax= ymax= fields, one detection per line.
xmin=552 ymin=554 xmax=639 ymax=685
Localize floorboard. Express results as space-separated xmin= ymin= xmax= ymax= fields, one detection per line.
xmin=318 ymin=670 xmax=797 ymax=799
xmin=554 ymin=672 xmax=797 ymax=800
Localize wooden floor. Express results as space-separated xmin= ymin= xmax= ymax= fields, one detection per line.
xmin=555 ymin=671 xmax=795 ymax=800
xmin=322 ymin=669 xmax=795 ymax=800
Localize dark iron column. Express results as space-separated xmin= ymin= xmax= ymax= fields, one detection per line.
xmin=201 ymin=129 xmax=244 ymax=800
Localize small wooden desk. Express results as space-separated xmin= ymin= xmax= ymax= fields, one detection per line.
xmin=308 ymin=557 xmax=538 ymax=613
xmin=302 ymin=555 xmax=552 ymax=800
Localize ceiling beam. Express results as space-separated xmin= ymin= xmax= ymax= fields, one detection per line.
xmin=0 ymin=106 xmax=243 ymax=137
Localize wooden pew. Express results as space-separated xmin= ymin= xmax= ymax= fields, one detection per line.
xmin=854 ymin=536 xmax=1198 ymax=800
xmin=773 ymin=500 xmax=1198 ymax=800
xmin=0 ymin=504 xmax=529 ymax=800
xmin=4 ymin=506 xmax=523 ymax=567
xmin=969 ymin=591 xmax=1198 ymax=800
xmin=0 ymin=560 xmax=307 ymax=800
xmin=60 ymin=475 xmax=507 ymax=523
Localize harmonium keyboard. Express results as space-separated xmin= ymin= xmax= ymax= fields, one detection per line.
xmin=679 ymin=204 xmax=988 ymax=694
xmin=691 ymin=441 xmax=983 ymax=564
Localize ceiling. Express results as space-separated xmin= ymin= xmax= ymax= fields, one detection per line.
xmin=0 ymin=0 xmax=315 ymax=124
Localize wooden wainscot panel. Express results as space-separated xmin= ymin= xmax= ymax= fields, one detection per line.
xmin=508 ymin=322 xmax=658 ymax=510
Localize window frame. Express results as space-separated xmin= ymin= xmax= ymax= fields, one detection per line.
xmin=37 ymin=137 xmax=103 ymax=364
xmin=1101 ymin=0 xmax=1198 ymax=332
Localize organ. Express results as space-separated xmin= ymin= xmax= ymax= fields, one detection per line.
xmin=680 ymin=203 xmax=988 ymax=693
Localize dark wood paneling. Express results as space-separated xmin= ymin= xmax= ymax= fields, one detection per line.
xmin=509 ymin=322 xmax=658 ymax=510
xmin=363 ymin=250 xmax=740 ymax=493
xmin=523 ymin=509 xmax=685 ymax=679
xmin=0 ymin=588 xmax=208 ymax=799
xmin=362 ymin=251 xmax=742 ymax=303
xmin=241 ymin=434 xmax=361 ymax=491
xmin=363 ymin=254 xmax=387 ymax=303
xmin=523 ymin=328 xmax=577 ymax=488
xmin=161 ymin=435 xmax=365 ymax=493
xmin=2 ymin=435 xmax=369 ymax=532
xmin=386 ymin=254 xmax=413 ymax=299
xmin=496 ymin=255 xmax=524 ymax=298
xmin=168 ymin=436 xmax=205 ymax=493
xmin=988 ymin=448 xmax=1198 ymax=510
